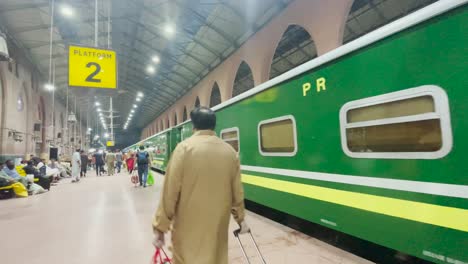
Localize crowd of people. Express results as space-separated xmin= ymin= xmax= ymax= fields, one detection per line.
xmin=0 ymin=146 xmax=152 ymax=199
xmin=0 ymin=147 xmax=150 ymax=198
xmin=0 ymin=155 xmax=71 ymax=198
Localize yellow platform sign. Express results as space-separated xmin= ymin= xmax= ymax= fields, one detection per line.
xmin=68 ymin=45 xmax=117 ymax=89
xmin=106 ymin=141 xmax=115 ymax=147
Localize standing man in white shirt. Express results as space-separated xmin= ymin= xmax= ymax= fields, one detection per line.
xmin=71 ymin=149 xmax=81 ymax=183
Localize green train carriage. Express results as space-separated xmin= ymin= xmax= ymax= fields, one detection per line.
xmin=128 ymin=1 xmax=468 ymax=263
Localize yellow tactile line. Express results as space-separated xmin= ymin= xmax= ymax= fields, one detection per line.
xmin=241 ymin=174 xmax=468 ymax=232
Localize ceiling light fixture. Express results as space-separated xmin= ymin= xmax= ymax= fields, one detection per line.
xmin=151 ymin=55 xmax=160 ymax=63
xmin=137 ymin=92 xmax=144 ymax=97
xmin=136 ymin=97 xmax=141 ymax=102
xmin=95 ymin=102 xmax=100 ymax=106
xmin=60 ymin=4 xmax=74 ymax=18
xmin=133 ymin=104 xmax=137 ymax=108
xmin=146 ymin=65 xmax=155 ymax=74
xmin=44 ymin=83 xmax=55 ymax=91
xmin=164 ymin=24 xmax=175 ymax=37
xmin=97 ymin=108 xmax=102 ymax=112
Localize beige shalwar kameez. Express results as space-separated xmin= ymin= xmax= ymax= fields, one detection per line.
xmin=105 ymin=153 xmax=116 ymax=175
xmin=153 ymin=130 xmax=245 ymax=264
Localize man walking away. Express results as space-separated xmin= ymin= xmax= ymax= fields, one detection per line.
xmin=152 ymin=107 xmax=249 ymax=264
xmin=105 ymin=150 xmax=116 ymax=176
xmin=80 ymin=150 xmax=88 ymax=177
xmin=71 ymin=149 xmax=81 ymax=183
xmin=94 ymin=151 xmax=104 ymax=176
xmin=115 ymin=150 xmax=123 ymax=173
xmin=136 ymin=146 xmax=149 ymax=187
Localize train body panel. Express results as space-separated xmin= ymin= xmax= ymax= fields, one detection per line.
xmin=127 ymin=4 xmax=468 ymax=263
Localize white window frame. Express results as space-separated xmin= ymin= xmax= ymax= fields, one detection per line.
xmin=220 ymin=127 xmax=240 ymax=152
xmin=339 ymin=85 xmax=452 ymax=159
xmin=258 ymin=115 xmax=298 ymax=157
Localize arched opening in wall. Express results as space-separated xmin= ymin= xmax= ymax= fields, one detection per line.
xmin=160 ymin=120 xmax=164 ymax=131
xmin=269 ymin=25 xmax=317 ymax=80
xmin=166 ymin=119 xmax=170 ymax=129
xmin=182 ymin=107 xmax=188 ymax=122
xmin=344 ymin=0 xmax=437 ymax=44
xmin=209 ymin=83 xmax=221 ymax=108
xmin=174 ymin=113 xmax=178 ymax=126
xmin=232 ymin=61 xmax=254 ymax=97
xmin=194 ymin=97 xmax=201 ymax=108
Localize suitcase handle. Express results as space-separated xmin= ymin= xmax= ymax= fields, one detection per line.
xmin=233 ymin=229 xmax=267 ymax=264
xmin=233 ymin=228 xmax=243 ymax=237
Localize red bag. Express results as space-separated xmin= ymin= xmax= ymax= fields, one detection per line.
xmin=152 ymin=248 xmax=171 ymax=264
xmin=131 ymin=171 xmax=139 ymax=186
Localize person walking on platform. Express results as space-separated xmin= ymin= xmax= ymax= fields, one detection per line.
xmin=126 ymin=152 xmax=135 ymax=174
xmin=93 ymin=151 xmax=104 ymax=176
xmin=152 ymin=107 xmax=249 ymax=264
xmin=105 ymin=151 xmax=116 ymax=176
xmin=136 ymin=146 xmax=149 ymax=187
xmin=115 ymin=150 xmax=123 ymax=173
xmin=80 ymin=150 xmax=88 ymax=177
xmin=71 ymin=149 xmax=81 ymax=183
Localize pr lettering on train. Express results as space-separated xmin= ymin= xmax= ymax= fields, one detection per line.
xmin=302 ymin=77 xmax=326 ymax=97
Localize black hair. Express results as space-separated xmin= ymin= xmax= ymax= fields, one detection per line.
xmin=190 ymin=107 xmax=216 ymax=130
xmin=139 ymin=146 xmax=145 ymax=150
xmin=27 ymin=160 xmax=33 ymax=166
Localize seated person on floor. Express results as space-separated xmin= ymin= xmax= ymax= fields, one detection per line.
xmin=3 ymin=160 xmax=29 ymax=187
xmin=49 ymin=158 xmax=68 ymax=178
xmin=0 ymin=162 xmax=16 ymax=187
xmin=2 ymin=160 xmax=47 ymax=195
xmin=37 ymin=159 xmax=61 ymax=179
xmin=0 ymin=162 xmax=27 ymax=197
xmin=23 ymin=160 xmax=52 ymax=190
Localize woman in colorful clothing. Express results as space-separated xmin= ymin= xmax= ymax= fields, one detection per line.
xmin=126 ymin=152 xmax=135 ymax=174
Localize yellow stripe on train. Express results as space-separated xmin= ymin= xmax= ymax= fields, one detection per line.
xmin=241 ymin=174 xmax=468 ymax=232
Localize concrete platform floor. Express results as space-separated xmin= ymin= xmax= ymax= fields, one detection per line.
xmin=0 ymin=171 xmax=373 ymax=264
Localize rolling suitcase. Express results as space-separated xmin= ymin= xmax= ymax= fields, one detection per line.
xmin=233 ymin=229 xmax=267 ymax=264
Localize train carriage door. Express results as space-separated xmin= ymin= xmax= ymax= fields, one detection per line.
xmin=169 ymin=127 xmax=182 ymax=156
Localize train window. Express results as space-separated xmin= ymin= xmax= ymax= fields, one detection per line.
xmin=347 ymin=96 xmax=434 ymax=123
xmin=339 ymin=85 xmax=452 ymax=159
xmin=258 ymin=115 xmax=297 ymax=156
xmin=220 ymin=127 xmax=239 ymax=152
